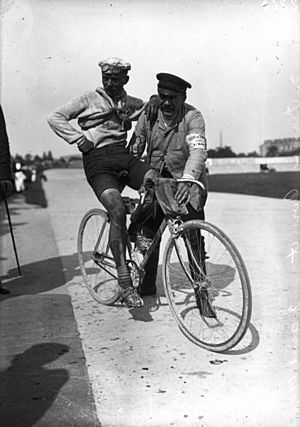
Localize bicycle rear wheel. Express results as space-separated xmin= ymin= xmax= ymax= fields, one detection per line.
xmin=163 ymin=220 xmax=252 ymax=352
xmin=77 ymin=208 xmax=120 ymax=305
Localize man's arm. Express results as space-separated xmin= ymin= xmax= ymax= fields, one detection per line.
xmin=127 ymin=94 xmax=159 ymax=124
xmin=144 ymin=95 xmax=159 ymax=123
xmin=175 ymin=110 xmax=207 ymax=205
xmin=129 ymin=112 xmax=147 ymax=159
xmin=182 ymin=110 xmax=207 ymax=180
xmin=47 ymin=93 xmax=90 ymax=146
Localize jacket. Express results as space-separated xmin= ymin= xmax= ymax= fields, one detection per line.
xmin=130 ymin=104 xmax=208 ymax=211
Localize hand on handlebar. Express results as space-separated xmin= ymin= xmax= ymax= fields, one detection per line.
xmin=175 ymin=182 xmax=191 ymax=205
xmin=176 ymin=177 xmax=206 ymax=192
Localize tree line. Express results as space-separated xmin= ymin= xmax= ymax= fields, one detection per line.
xmin=13 ymin=144 xmax=299 ymax=166
xmin=208 ymin=146 xmax=259 ymax=158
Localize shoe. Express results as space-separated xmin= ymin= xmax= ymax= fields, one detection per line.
xmin=0 ymin=286 xmax=10 ymax=294
xmin=120 ymin=287 xmax=144 ymax=308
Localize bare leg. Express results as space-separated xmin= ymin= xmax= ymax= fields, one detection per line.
xmin=100 ymin=189 xmax=129 ymax=277
xmin=99 ymin=188 xmax=143 ymax=308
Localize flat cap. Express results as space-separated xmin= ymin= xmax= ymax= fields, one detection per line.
xmin=98 ymin=57 xmax=131 ymax=75
xmin=156 ymin=73 xmax=192 ymax=93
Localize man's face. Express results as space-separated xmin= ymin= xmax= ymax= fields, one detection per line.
xmin=102 ymin=72 xmax=129 ymax=98
xmin=158 ymin=88 xmax=185 ymax=119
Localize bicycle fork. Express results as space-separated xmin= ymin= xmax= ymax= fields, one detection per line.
xmin=171 ymin=219 xmax=217 ymax=319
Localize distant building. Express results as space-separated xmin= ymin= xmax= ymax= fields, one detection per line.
xmin=259 ymin=137 xmax=300 ymax=156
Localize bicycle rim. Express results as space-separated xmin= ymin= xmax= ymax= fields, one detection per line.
xmin=163 ymin=220 xmax=252 ymax=352
xmin=77 ymin=208 xmax=120 ymax=305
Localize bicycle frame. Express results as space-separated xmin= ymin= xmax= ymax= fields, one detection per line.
xmin=138 ymin=214 xmax=206 ymax=289
xmin=92 ymin=177 xmax=208 ymax=283
xmin=137 ymin=217 xmax=167 ymax=271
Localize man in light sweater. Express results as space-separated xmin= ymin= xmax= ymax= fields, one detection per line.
xmin=47 ymin=57 xmax=159 ymax=308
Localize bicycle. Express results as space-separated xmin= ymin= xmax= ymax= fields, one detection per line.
xmin=77 ymin=177 xmax=252 ymax=353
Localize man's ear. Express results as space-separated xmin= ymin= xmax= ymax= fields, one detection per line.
xmin=123 ymin=75 xmax=129 ymax=85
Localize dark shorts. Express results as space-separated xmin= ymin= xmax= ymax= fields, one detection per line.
xmin=83 ymin=143 xmax=151 ymax=197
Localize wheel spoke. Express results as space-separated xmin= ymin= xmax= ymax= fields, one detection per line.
xmin=78 ymin=209 xmax=120 ymax=304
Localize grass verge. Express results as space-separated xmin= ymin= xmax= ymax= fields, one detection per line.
xmin=207 ymin=171 xmax=300 ymax=199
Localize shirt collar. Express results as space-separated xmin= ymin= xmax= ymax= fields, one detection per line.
xmin=96 ymin=87 xmax=127 ymax=108
xmin=157 ymin=107 xmax=185 ymax=131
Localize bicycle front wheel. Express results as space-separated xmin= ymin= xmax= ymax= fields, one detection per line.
xmin=77 ymin=208 xmax=120 ymax=305
xmin=163 ymin=220 xmax=252 ymax=352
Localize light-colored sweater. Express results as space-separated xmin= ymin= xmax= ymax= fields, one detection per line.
xmin=47 ymin=87 xmax=145 ymax=149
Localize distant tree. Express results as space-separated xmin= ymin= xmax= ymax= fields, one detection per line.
xmin=24 ymin=153 xmax=33 ymax=165
xmin=277 ymin=148 xmax=300 ymax=157
xmin=47 ymin=150 xmax=53 ymax=161
xmin=266 ymin=145 xmax=278 ymax=157
xmin=13 ymin=154 xmax=24 ymax=164
xmin=246 ymin=151 xmax=259 ymax=157
xmin=34 ymin=154 xmax=42 ymax=162
xmin=208 ymin=145 xmax=237 ymax=158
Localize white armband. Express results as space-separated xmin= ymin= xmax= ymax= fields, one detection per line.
xmin=186 ymin=133 xmax=207 ymax=150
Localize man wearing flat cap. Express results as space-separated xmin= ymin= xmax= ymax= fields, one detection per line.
xmin=47 ymin=57 xmax=159 ymax=308
xmin=130 ymin=72 xmax=209 ymax=298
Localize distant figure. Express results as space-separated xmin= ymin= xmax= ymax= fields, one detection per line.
xmin=14 ymin=162 xmax=26 ymax=192
xmin=0 ymin=105 xmax=14 ymax=294
xmin=31 ymin=168 xmax=37 ymax=182
xmin=260 ymin=163 xmax=276 ymax=173
xmin=260 ymin=163 xmax=269 ymax=172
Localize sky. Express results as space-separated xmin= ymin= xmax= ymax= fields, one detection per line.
xmin=0 ymin=0 xmax=299 ymax=158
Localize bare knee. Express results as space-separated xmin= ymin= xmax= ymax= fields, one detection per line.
xmin=100 ymin=189 xmax=126 ymax=225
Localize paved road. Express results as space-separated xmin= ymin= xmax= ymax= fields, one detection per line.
xmin=1 ymin=168 xmax=299 ymax=426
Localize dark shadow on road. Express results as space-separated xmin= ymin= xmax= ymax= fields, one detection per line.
xmin=0 ymin=194 xmax=28 ymax=238
xmin=220 ymin=321 xmax=260 ymax=355
xmin=25 ymin=178 xmax=48 ymax=208
xmin=127 ymin=265 xmax=259 ymax=355
xmin=0 ymin=178 xmax=48 ymax=240
xmin=0 ymin=343 xmax=69 ymax=427
xmin=1 ymin=250 xmax=259 ymax=355
xmin=0 ymin=253 xmax=80 ymax=299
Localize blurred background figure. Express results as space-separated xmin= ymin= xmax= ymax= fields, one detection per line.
xmin=0 ymin=105 xmax=14 ymax=294
xmin=31 ymin=167 xmax=37 ymax=182
xmin=14 ymin=162 xmax=26 ymax=193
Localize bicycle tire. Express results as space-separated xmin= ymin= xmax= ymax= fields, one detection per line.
xmin=77 ymin=208 xmax=120 ymax=305
xmin=162 ymin=219 xmax=252 ymax=352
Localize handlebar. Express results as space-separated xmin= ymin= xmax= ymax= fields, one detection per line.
xmin=123 ymin=177 xmax=206 ymax=215
xmin=176 ymin=178 xmax=206 ymax=192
